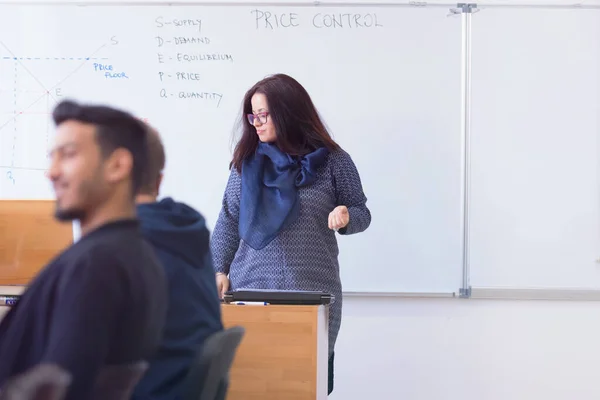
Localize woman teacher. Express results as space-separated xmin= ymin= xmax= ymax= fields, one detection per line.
xmin=211 ymin=73 xmax=371 ymax=394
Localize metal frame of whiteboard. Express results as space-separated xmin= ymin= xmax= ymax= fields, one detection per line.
xmin=343 ymin=291 xmax=456 ymax=298
xmin=2 ymin=2 xmax=600 ymax=8
xmin=458 ymin=2 xmax=475 ymax=298
xmin=344 ymin=289 xmax=600 ymax=300
xmin=0 ymin=1 xmax=467 ymax=7
xmin=470 ymin=287 xmax=600 ymax=301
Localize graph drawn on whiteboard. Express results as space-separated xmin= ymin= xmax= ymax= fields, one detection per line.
xmin=0 ymin=36 xmax=143 ymax=199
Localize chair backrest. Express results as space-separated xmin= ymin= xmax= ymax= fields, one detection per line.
xmin=0 ymin=364 xmax=71 ymax=400
xmin=88 ymin=360 xmax=148 ymax=400
xmin=182 ymin=326 xmax=245 ymax=400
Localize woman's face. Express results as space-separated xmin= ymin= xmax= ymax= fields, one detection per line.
xmin=249 ymin=93 xmax=277 ymax=143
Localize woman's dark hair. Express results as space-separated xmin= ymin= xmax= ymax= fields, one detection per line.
xmin=230 ymin=73 xmax=341 ymax=172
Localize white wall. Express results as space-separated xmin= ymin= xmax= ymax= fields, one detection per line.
xmin=331 ymin=296 xmax=600 ymax=400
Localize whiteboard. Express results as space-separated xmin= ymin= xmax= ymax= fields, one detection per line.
xmin=469 ymin=8 xmax=600 ymax=290
xmin=0 ymin=4 xmax=464 ymax=294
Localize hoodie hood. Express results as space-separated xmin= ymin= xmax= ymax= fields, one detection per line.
xmin=136 ymin=197 xmax=210 ymax=268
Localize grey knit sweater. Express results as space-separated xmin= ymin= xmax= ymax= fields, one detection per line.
xmin=211 ymin=149 xmax=371 ymax=355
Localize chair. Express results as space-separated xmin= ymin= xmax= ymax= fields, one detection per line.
xmin=89 ymin=360 xmax=148 ymax=400
xmin=182 ymin=326 xmax=246 ymax=400
xmin=0 ymin=364 xmax=71 ymax=400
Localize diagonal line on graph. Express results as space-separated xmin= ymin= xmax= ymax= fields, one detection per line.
xmin=0 ymin=42 xmax=108 ymax=133
xmin=0 ymin=92 xmax=48 ymax=132
xmin=0 ymin=41 xmax=50 ymax=95
xmin=49 ymin=43 xmax=107 ymax=91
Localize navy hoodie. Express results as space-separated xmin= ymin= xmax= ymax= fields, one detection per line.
xmin=132 ymin=197 xmax=223 ymax=400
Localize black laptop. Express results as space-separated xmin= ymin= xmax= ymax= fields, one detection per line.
xmin=223 ymin=289 xmax=333 ymax=305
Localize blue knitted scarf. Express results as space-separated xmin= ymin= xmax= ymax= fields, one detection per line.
xmin=239 ymin=142 xmax=329 ymax=250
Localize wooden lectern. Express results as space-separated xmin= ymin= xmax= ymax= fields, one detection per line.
xmin=0 ymin=200 xmax=72 ymax=285
xmin=222 ymin=303 xmax=329 ymax=400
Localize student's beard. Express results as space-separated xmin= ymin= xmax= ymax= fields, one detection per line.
xmin=54 ymin=206 xmax=86 ymax=222
xmin=53 ymin=178 xmax=99 ymax=223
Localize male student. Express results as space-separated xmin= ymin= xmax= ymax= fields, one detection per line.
xmin=131 ymin=125 xmax=223 ymax=400
xmin=0 ymin=100 xmax=168 ymax=400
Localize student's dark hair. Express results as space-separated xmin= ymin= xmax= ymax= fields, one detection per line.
xmin=52 ymin=99 xmax=148 ymax=196
xmin=230 ymin=73 xmax=341 ymax=172
xmin=138 ymin=124 xmax=166 ymax=195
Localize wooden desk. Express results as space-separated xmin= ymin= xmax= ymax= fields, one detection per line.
xmin=222 ymin=304 xmax=328 ymax=400
xmin=0 ymin=200 xmax=72 ymax=285
xmin=0 ymin=291 xmax=329 ymax=399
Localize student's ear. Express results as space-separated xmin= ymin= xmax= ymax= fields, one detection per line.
xmin=104 ymin=148 xmax=133 ymax=185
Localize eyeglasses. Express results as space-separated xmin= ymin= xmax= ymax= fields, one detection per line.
xmin=247 ymin=112 xmax=269 ymax=125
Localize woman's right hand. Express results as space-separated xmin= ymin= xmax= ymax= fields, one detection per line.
xmin=216 ymin=273 xmax=230 ymax=299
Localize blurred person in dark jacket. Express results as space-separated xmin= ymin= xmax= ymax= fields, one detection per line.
xmin=131 ymin=124 xmax=223 ymax=400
